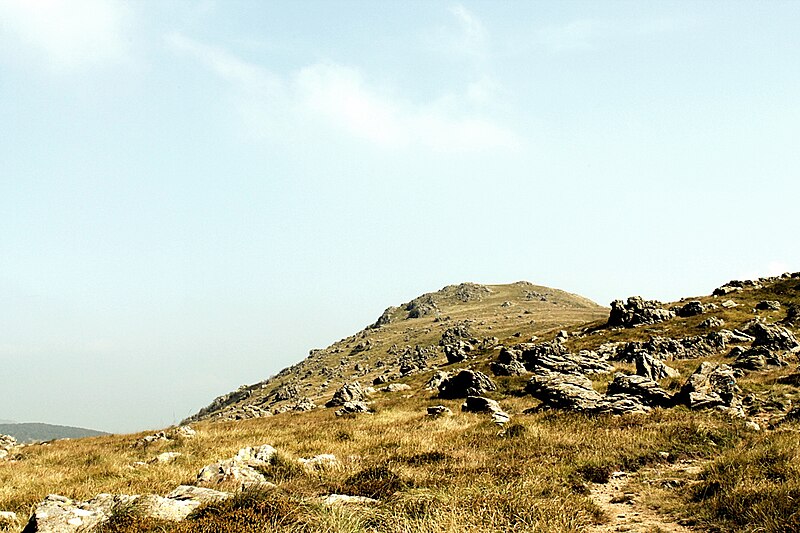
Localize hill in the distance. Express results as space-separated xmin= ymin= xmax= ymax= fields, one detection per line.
xmin=0 ymin=422 xmax=108 ymax=443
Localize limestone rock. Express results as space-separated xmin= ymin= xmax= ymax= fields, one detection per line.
xmin=298 ymin=454 xmax=338 ymax=471
xmin=381 ymin=383 xmax=412 ymax=393
xmin=608 ymin=297 xmax=675 ymax=328
xmin=320 ymin=494 xmax=379 ymax=506
xmin=600 ymin=395 xmax=652 ymax=415
xmin=150 ymin=452 xmax=182 ymax=464
xmin=424 ymin=371 xmax=450 ymax=391
xmin=325 ymin=382 xmax=366 ymax=408
xmin=461 ymin=396 xmax=510 ymax=425
xmin=426 ymin=405 xmax=453 ymax=417
xmin=334 ymin=401 xmax=371 ymax=417
xmin=525 ymin=370 xmax=606 ymax=412
xmin=679 ymin=362 xmax=742 ymax=414
xmin=755 ymin=300 xmax=781 ymax=311
xmin=0 ymin=434 xmax=17 ymax=460
xmin=490 ymin=359 xmax=528 ymax=376
xmin=745 ymin=321 xmax=799 ymax=352
xmin=443 ymin=340 xmax=475 ymax=364
xmin=0 ymin=511 xmax=17 ymax=527
xmin=634 ymin=353 xmax=680 ymax=381
xmin=733 ymin=346 xmax=788 ymax=371
xmin=606 ymin=373 xmax=674 ymax=408
xmin=782 ymin=304 xmax=800 ymax=326
xmin=675 ymin=300 xmax=705 ymax=317
xmin=699 ymin=317 xmax=725 ymax=329
xmin=166 ymin=485 xmax=231 ymax=505
xmin=197 ymin=444 xmax=277 ymax=486
xmin=437 ymin=370 xmax=496 ymax=399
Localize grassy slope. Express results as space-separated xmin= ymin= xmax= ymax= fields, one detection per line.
xmin=1 ymin=277 xmax=799 ymax=532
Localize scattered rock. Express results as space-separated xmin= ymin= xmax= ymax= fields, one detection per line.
xmin=461 ymin=396 xmax=510 ymax=425
xmin=721 ymin=299 xmax=738 ymax=308
xmin=334 ymin=401 xmax=371 ymax=417
xmin=608 ymin=297 xmax=675 ymax=328
xmin=437 ymin=370 xmax=497 ymax=399
xmin=634 ymin=353 xmax=680 ymax=381
xmin=675 ymin=301 xmax=705 ymax=317
xmin=292 ymin=398 xmax=317 ymax=412
xmin=197 ymin=444 xmax=278 ymax=486
xmin=424 ymin=371 xmax=450 ymax=391
xmin=525 ymin=371 xmax=607 ymax=412
xmin=0 ymin=434 xmax=17 ymax=460
xmin=678 ymin=362 xmax=742 ymax=415
xmin=0 ymin=511 xmax=17 ymax=527
xmin=782 ymin=304 xmax=800 ymax=326
xmin=744 ymin=320 xmax=799 ymax=352
xmin=733 ymin=346 xmax=788 ymax=371
xmin=369 ymin=306 xmax=397 ymax=329
xmin=320 ymin=494 xmax=379 ymax=506
xmin=325 ymin=382 xmax=366 ymax=408
xmin=405 ymin=294 xmax=439 ymax=319
xmin=490 ymin=359 xmax=528 ymax=376
xmin=426 ymin=405 xmax=453 ymax=417
xmin=699 ymin=317 xmax=725 ymax=329
xmin=150 ymin=452 xmax=182 ymax=464
xmin=755 ymin=300 xmax=781 ymax=311
xmin=381 ymin=383 xmax=412 ymax=393
xmin=606 ymin=373 xmax=674 ymax=408
xmin=373 ymin=375 xmax=388 ymax=385
xmin=443 ymin=340 xmax=475 ymax=364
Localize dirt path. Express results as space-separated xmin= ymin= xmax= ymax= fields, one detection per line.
xmin=587 ymin=460 xmax=704 ymax=532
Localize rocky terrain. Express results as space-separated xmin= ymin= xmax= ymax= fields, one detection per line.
xmin=2 ymin=274 xmax=800 ymax=532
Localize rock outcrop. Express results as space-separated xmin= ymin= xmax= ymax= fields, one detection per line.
xmin=608 ymin=297 xmax=675 ymax=328
xmin=0 ymin=434 xmax=17 ymax=460
xmin=197 ymin=444 xmax=278 ymax=487
xmin=325 ymin=382 xmax=366 ymax=408
xmin=461 ymin=396 xmax=510 ymax=425
xmin=678 ymin=362 xmax=742 ymax=415
xmin=634 ymin=353 xmax=680 ymax=381
xmin=437 ymin=370 xmax=496 ymax=399
xmin=606 ymin=373 xmax=674 ymax=408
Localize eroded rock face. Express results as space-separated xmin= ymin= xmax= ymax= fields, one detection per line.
xmin=678 ymin=362 xmax=742 ymax=415
xmin=615 ymin=333 xmax=729 ymax=362
xmin=325 ymin=382 xmax=366 ymax=408
xmin=437 ymin=370 xmax=496 ymax=399
xmin=608 ymin=297 xmax=675 ymax=328
xmin=606 ymin=374 xmax=674 ymax=408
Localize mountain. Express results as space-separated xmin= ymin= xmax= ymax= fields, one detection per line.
xmin=3 ymin=275 xmax=800 ymax=533
xmin=184 ymin=281 xmax=608 ymax=422
xmin=0 ymin=422 xmax=108 ymax=443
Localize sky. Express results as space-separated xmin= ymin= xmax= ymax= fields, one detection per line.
xmin=1 ymin=1 xmax=798 ymax=433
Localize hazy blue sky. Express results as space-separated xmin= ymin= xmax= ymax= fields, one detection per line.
xmin=1 ymin=1 xmax=798 ymax=433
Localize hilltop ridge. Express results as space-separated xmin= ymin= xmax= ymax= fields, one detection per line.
xmin=185 ymin=281 xmax=607 ymax=423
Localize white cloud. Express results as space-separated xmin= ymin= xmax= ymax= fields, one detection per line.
xmin=536 ymin=17 xmax=687 ymax=53
xmin=0 ymin=0 xmax=131 ymax=70
xmin=168 ymin=34 xmax=519 ymax=153
xmin=450 ymin=4 xmax=486 ymax=57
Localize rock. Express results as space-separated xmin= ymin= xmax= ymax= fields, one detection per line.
xmin=733 ymin=346 xmax=788 ymax=371
xmin=170 ymin=425 xmax=197 ymax=439
xmin=381 ymin=383 xmax=412 ymax=393
xmin=606 ymin=373 xmax=674 ymax=407
xmin=334 ymin=401 xmax=371 ymax=417
xmin=369 ymin=306 xmax=397 ymax=329
xmin=443 ymin=340 xmax=475 ymax=364
xmin=0 ymin=434 xmax=17 ymax=460
xmin=273 ymin=384 xmax=298 ymax=402
xmin=150 ymin=452 xmax=182 ymax=464
xmin=615 ymin=332 xmax=728 ymax=362
xmin=675 ymin=300 xmax=705 ymax=317
xmin=298 ymin=454 xmax=338 ymax=470
xmin=325 ymin=382 xmax=366 ymax=408
xmin=197 ymin=444 xmax=277 ymax=486
xmin=490 ymin=359 xmax=528 ymax=376
xmin=745 ymin=320 xmax=799 ymax=352
xmin=461 ymin=396 xmax=510 ymax=425
xmin=608 ymin=296 xmax=675 ymax=328
xmin=755 ymin=300 xmax=781 ymax=311
xmin=699 ymin=317 xmax=725 ymax=329
xmin=405 ymin=294 xmax=439 ymax=319
xmin=634 ymin=353 xmax=680 ymax=381
xmin=426 ymin=405 xmax=453 ymax=417
xmin=713 ymin=279 xmax=762 ymax=296
xmin=23 ymin=486 xmax=230 ymax=533
xmin=134 ymin=426 xmax=195 ymax=448
xmin=292 ymin=398 xmax=317 ymax=412
xmin=525 ymin=370 xmax=607 ymax=412
xmin=424 ymin=371 xmax=450 ymax=391
xmin=320 ymin=494 xmax=379 ymax=506
xmin=678 ymin=362 xmax=742 ymax=414
xmin=373 ymin=375 xmax=388 ymax=385
xmin=514 ymin=341 xmax=613 ymax=375
xmin=437 ymin=370 xmax=497 ymax=399
xmin=782 ymin=304 xmax=800 ymax=326
xmin=721 ymin=299 xmax=738 ymax=308
xmin=600 ymin=395 xmax=652 ymax=415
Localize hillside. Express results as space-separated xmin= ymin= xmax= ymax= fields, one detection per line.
xmin=0 ymin=423 xmax=108 ymax=444
xmin=1 ymin=275 xmax=800 ymax=533
xmin=185 ymin=282 xmax=607 ymax=423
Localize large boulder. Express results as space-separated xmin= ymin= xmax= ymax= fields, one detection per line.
xmin=443 ymin=341 xmax=475 ymax=364
xmin=515 ymin=341 xmax=613 ymax=375
xmin=733 ymin=346 xmax=788 ymax=371
xmin=608 ymin=297 xmax=675 ymax=328
xmin=606 ymin=373 xmax=674 ymax=408
xmin=678 ymin=362 xmax=742 ymax=414
xmin=325 ymin=382 xmax=366 ymax=408
xmin=745 ymin=321 xmax=799 ymax=352
xmin=634 ymin=353 xmax=680 ymax=381
xmin=675 ymin=300 xmax=706 ymax=317
xmin=334 ymin=401 xmax=371 ymax=417
xmin=438 ymin=370 xmax=496 ymax=399
xmin=615 ymin=332 xmax=728 ymax=362
xmin=782 ymin=304 xmax=800 ymax=326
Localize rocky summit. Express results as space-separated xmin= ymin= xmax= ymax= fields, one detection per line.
xmin=3 ymin=274 xmax=800 ymax=533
